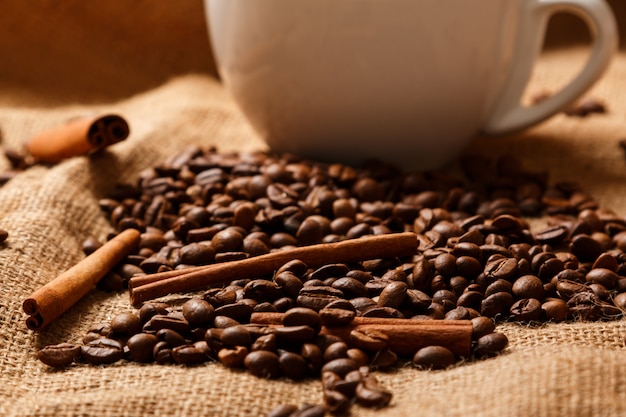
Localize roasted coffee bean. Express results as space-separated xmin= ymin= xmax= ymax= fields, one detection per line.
xmin=182 ymin=298 xmax=215 ymax=327
xmin=457 ymin=291 xmax=483 ymax=311
xmin=369 ymin=348 xmax=398 ymax=369
xmin=212 ymin=315 xmax=241 ymax=328
xmin=331 ymin=277 xmax=368 ymax=298
xmin=473 ymin=332 xmax=509 ymax=358
xmin=480 ymin=292 xmax=515 ymax=319
xmin=471 ymin=316 xmax=496 ymax=340
xmin=413 ymin=345 xmax=456 ymax=370
xmin=214 ymin=302 xmax=254 ymax=322
xmin=220 ymin=325 xmax=252 ymax=347
xmin=278 ymin=351 xmax=309 ymax=380
xmin=484 ymin=257 xmax=518 ymax=281
xmin=81 ymin=338 xmax=124 ymax=365
xmin=570 ymin=234 xmax=604 ymax=262
xmin=297 ymin=286 xmax=343 ymax=311
xmin=274 ymin=325 xmax=317 ymax=345
xmin=319 ymin=307 xmax=356 ymax=326
xmin=282 ymin=307 xmax=321 ymax=329
xmin=323 ymin=389 xmax=351 ymax=414
xmin=346 ymin=348 xmax=370 ymax=368
xmin=321 ymin=358 xmax=359 ymax=378
xmin=243 ymin=280 xmax=282 ymax=302
xmin=377 ymin=281 xmax=408 ymax=308
xmin=110 ymin=312 xmax=142 ymax=336
xmin=148 ymin=314 xmax=190 ymax=335
xmin=244 ymin=350 xmax=281 ymax=378
xmin=273 ymin=271 xmax=304 ymax=298
xmin=38 ymin=343 xmax=81 ymax=368
xmin=172 ymin=344 xmax=209 ymax=365
xmin=613 ymin=292 xmax=626 ymax=310
xmin=444 ymin=306 xmax=471 ymax=320
xmin=585 ymin=268 xmax=619 ymax=289
xmin=127 ymin=333 xmax=159 ymax=363
xmin=555 ymin=279 xmax=589 ymax=300
xmin=251 ymin=333 xmax=278 ymax=352
xmin=510 ymin=298 xmax=542 ymax=322
xmin=218 ymin=346 xmax=248 ymax=367
xmin=512 ymin=275 xmax=545 ymax=300
xmin=156 ymin=328 xmax=187 ymax=347
xmin=324 ymin=342 xmax=349 ymax=362
xmin=354 ymin=377 xmax=393 ymax=408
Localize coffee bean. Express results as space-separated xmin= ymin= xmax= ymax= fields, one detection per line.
xmin=541 ymin=299 xmax=569 ymax=322
xmin=156 ymin=328 xmax=188 ymax=347
xmin=110 ymin=312 xmax=142 ymax=337
xmin=249 ymin=333 xmax=276 ymax=353
xmin=484 ymin=257 xmax=518 ymax=281
xmin=369 ymin=348 xmax=398 ymax=369
xmin=319 ymin=307 xmax=356 ymax=326
xmin=510 ymin=298 xmax=542 ymax=321
xmin=321 ymin=358 xmax=359 ymax=378
xmin=512 ymin=275 xmax=544 ymax=300
xmin=471 ymin=316 xmax=495 ymax=340
xmin=218 ymin=346 xmax=248 ymax=367
xmin=331 ymin=277 xmax=368 ymax=298
xmin=172 ymin=344 xmax=209 ymax=365
xmin=481 ymin=292 xmax=515 ymax=319
xmin=81 ymin=338 xmax=124 ymax=365
xmin=127 ymin=333 xmax=159 ymax=363
xmin=413 ymin=345 xmax=456 ymax=370
xmin=282 ymin=307 xmax=321 ymax=329
xmin=377 ymin=281 xmax=408 ymax=308
xmin=354 ymin=377 xmax=392 ymax=408
xmin=38 ymin=343 xmax=81 ymax=368
xmin=586 ymin=268 xmax=619 ymax=289
xmin=473 ymin=332 xmax=509 ymax=358
xmin=322 ymin=389 xmax=350 ymax=415
xmin=148 ymin=314 xmax=190 ymax=335
xmin=278 ymin=351 xmax=309 ymax=380
xmin=323 ymin=341 xmax=349 ymax=362
xmin=274 ymin=325 xmax=317 ymax=344
xmin=182 ymin=298 xmax=215 ymax=327
xmin=245 ymin=350 xmax=281 ymax=378
xmin=220 ymin=325 xmax=252 ymax=347
xmin=76 ymin=147 xmax=626 ymax=412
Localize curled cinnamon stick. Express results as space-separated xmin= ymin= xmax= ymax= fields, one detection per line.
xmin=129 ymin=232 xmax=419 ymax=306
xmin=25 ymin=114 xmax=130 ymax=162
xmin=22 ymin=228 xmax=141 ymax=330
xmin=250 ymin=312 xmax=473 ymax=357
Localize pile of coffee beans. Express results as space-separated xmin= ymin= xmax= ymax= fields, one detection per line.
xmin=38 ymin=264 xmax=507 ymax=415
xmin=36 ymin=145 xmax=626 ymax=415
xmin=93 ymin=146 xmax=626 ymax=323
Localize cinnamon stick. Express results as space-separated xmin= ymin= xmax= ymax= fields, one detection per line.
xmin=22 ymin=228 xmax=141 ymax=330
xmin=250 ymin=312 xmax=473 ymax=357
xmin=129 ymin=232 xmax=419 ymax=306
xmin=25 ymin=114 xmax=130 ymax=162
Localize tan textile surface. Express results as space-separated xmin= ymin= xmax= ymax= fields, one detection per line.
xmin=1 ymin=1 xmax=626 ymax=416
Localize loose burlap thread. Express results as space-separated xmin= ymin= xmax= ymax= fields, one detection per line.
xmin=1 ymin=2 xmax=626 ymax=416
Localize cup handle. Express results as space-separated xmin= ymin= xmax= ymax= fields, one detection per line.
xmin=482 ymin=0 xmax=618 ymax=135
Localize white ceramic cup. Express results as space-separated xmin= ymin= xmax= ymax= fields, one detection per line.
xmin=206 ymin=0 xmax=618 ymax=170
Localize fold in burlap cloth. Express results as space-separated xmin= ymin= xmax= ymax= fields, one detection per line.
xmin=1 ymin=2 xmax=626 ymax=416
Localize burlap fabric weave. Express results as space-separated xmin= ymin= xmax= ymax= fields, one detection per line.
xmin=1 ymin=2 xmax=626 ymax=416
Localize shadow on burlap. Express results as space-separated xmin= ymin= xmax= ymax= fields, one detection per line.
xmin=1 ymin=2 xmax=626 ymax=416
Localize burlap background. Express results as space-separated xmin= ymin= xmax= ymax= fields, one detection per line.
xmin=1 ymin=1 xmax=626 ymax=416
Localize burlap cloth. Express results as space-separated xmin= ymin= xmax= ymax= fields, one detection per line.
xmin=1 ymin=2 xmax=626 ymax=416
